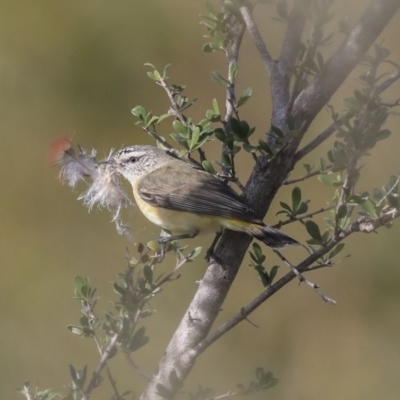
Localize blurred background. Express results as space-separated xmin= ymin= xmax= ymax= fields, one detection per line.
xmin=1 ymin=1 xmax=400 ymax=399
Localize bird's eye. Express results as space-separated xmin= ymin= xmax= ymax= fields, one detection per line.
xmin=129 ymin=156 xmax=138 ymax=163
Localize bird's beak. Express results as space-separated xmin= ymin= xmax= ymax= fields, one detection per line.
xmin=99 ymin=158 xmax=117 ymax=167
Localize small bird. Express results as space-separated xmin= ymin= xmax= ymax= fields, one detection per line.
xmin=108 ymin=145 xmax=299 ymax=252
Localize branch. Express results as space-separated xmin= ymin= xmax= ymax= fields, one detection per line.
xmin=143 ymin=127 xmax=174 ymax=151
xmin=293 ymin=0 xmax=400 ymax=126
xmin=21 ymin=384 xmax=33 ymax=400
xmin=294 ymin=68 xmax=400 ymax=163
xmin=83 ymin=330 xmax=122 ymax=399
xmin=293 ymin=115 xmax=342 ymax=163
xmin=125 ymin=353 xmax=152 ymax=381
xmin=279 ymin=1 xmax=307 ymax=76
xmin=273 ymin=206 xmax=334 ymax=228
xmin=283 ymin=164 xmax=333 ymax=185
xmin=376 ymin=174 xmax=400 ymax=207
xmin=238 ymin=3 xmax=274 ymax=71
xmin=374 ymin=68 xmax=400 ymax=94
xmin=158 ymin=78 xmax=186 ymax=126
xmin=273 ymin=249 xmax=337 ymax=304
xmin=288 ymin=1 xmax=326 ymax=111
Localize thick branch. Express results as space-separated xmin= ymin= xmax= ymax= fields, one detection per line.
xmin=293 ymin=0 xmax=400 ymax=126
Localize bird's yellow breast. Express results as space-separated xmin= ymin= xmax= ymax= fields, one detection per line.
xmin=132 ymin=187 xmax=222 ymax=234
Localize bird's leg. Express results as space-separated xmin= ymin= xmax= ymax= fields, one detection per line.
xmin=155 ymin=230 xmax=199 ymax=243
xmin=205 ymin=232 xmax=222 ymax=261
xmin=155 ymin=230 xmax=199 ymax=258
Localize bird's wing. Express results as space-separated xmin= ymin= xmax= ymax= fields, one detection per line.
xmin=137 ymin=164 xmax=262 ymax=223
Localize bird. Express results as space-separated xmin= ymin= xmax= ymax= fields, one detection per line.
xmin=107 ymin=145 xmax=299 ymax=253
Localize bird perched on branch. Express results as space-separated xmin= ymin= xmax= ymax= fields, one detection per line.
xmin=106 ymin=145 xmax=299 ymax=253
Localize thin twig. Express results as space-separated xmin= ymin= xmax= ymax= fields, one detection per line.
xmin=81 ymin=298 xmax=121 ymax=398
xmin=374 ymin=69 xmax=400 ymax=94
xmin=205 ymin=390 xmax=240 ymax=400
xmin=21 ymin=385 xmax=33 ymax=400
xmin=273 ymin=250 xmax=337 ymax=304
xmin=283 ymin=164 xmax=333 ymax=185
xmin=125 ymin=353 xmax=152 ymax=381
xmin=273 ymin=206 xmax=334 ymax=228
xmin=143 ymin=127 xmax=174 ymax=151
xmin=105 ymin=364 xmax=121 ymax=399
xmin=294 ymin=117 xmax=343 ymax=163
xmin=158 ymin=79 xmax=186 ymax=125
xmin=220 ymin=7 xmax=254 ymax=178
xmin=154 ymin=254 xmax=191 ymax=288
xmin=376 ymin=173 xmax=400 ymax=207
xmin=83 ymin=331 xmax=122 ymax=399
xmin=334 ymin=154 xmax=358 ymax=235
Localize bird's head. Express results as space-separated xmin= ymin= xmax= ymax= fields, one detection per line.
xmin=105 ymin=145 xmax=172 ymax=185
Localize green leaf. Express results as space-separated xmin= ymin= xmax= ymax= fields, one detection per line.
xmin=252 ymin=242 xmax=263 ymax=260
xmin=269 ymin=265 xmax=279 ymax=283
xmin=291 ymin=186 xmax=301 ymax=212
xmin=303 ymin=163 xmax=312 ymax=174
xmin=202 ymin=43 xmax=213 ymax=53
xmin=336 ymin=204 xmax=347 ymax=219
xmin=173 ymin=120 xmax=187 ymax=133
xmin=131 ymin=105 xmax=147 ymax=121
xmin=129 ymin=327 xmax=150 ymax=353
xmin=143 ymin=62 xmax=157 ymax=69
xmin=170 ymin=133 xmax=189 ymax=149
xmin=147 ymin=71 xmax=160 ymax=81
xmin=305 ymin=220 xmax=323 ymax=243
xmin=214 ymin=128 xmax=226 ymax=142
xmin=328 ymin=243 xmax=345 ymax=259
xmin=74 ymin=276 xmax=86 ymax=292
xmin=319 ymin=174 xmax=335 ymax=186
xmin=228 ymin=61 xmax=238 ymax=83
xmin=206 ymin=109 xmax=221 ymax=122
xmin=332 ymin=148 xmax=347 ymax=166
xmin=236 ymin=87 xmax=253 ymax=107
xmin=296 ymin=201 xmax=309 ymax=215
xmin=258 ymin=140 xmax=274 ymax=155
xmin=221 ymin=152 xmax=231 ymax=167
xmin=211 ymin=71 xmax=228 ymax=86
xmin=67 ymin=325 xmax=84 ymax=336
xmin=243 ymin=143 xmax=257 ymax=153
xmin=143 ymin=265 xmax=153 ymax=283
xmin=212 ymin=98 xmax=220 ymax=114
xmin=156 ymin=113 xmax=171 ymax=125
xmin=279 ymin=201 xmax=292 ymax=213
xmin=342 ymin=96 xmax=363 ymax=113
xmin=162 ymin=63 xmax=171 ymax=78
xmin=202 ymin=160 xmax=216 ymax=174
xmin=147 ymin=240 xmax=161 ymax=252
xmin=376 ymin=129 xmax=391 ymax=141
xmin=346 ymin=194 xmax=364 ymax=205
xmin=190 ymin=127 xmax=200 ymax=150
xmin=187 ymin=246 xmax=202 ymax=260
xmin=270 ymin=125 xmax=284 ymax=138
xmin=361 ymin=200 xmax=378 ymax=218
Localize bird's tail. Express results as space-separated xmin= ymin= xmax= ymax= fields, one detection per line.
xmin=244 ymin=224 xmax=299 ymax=248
